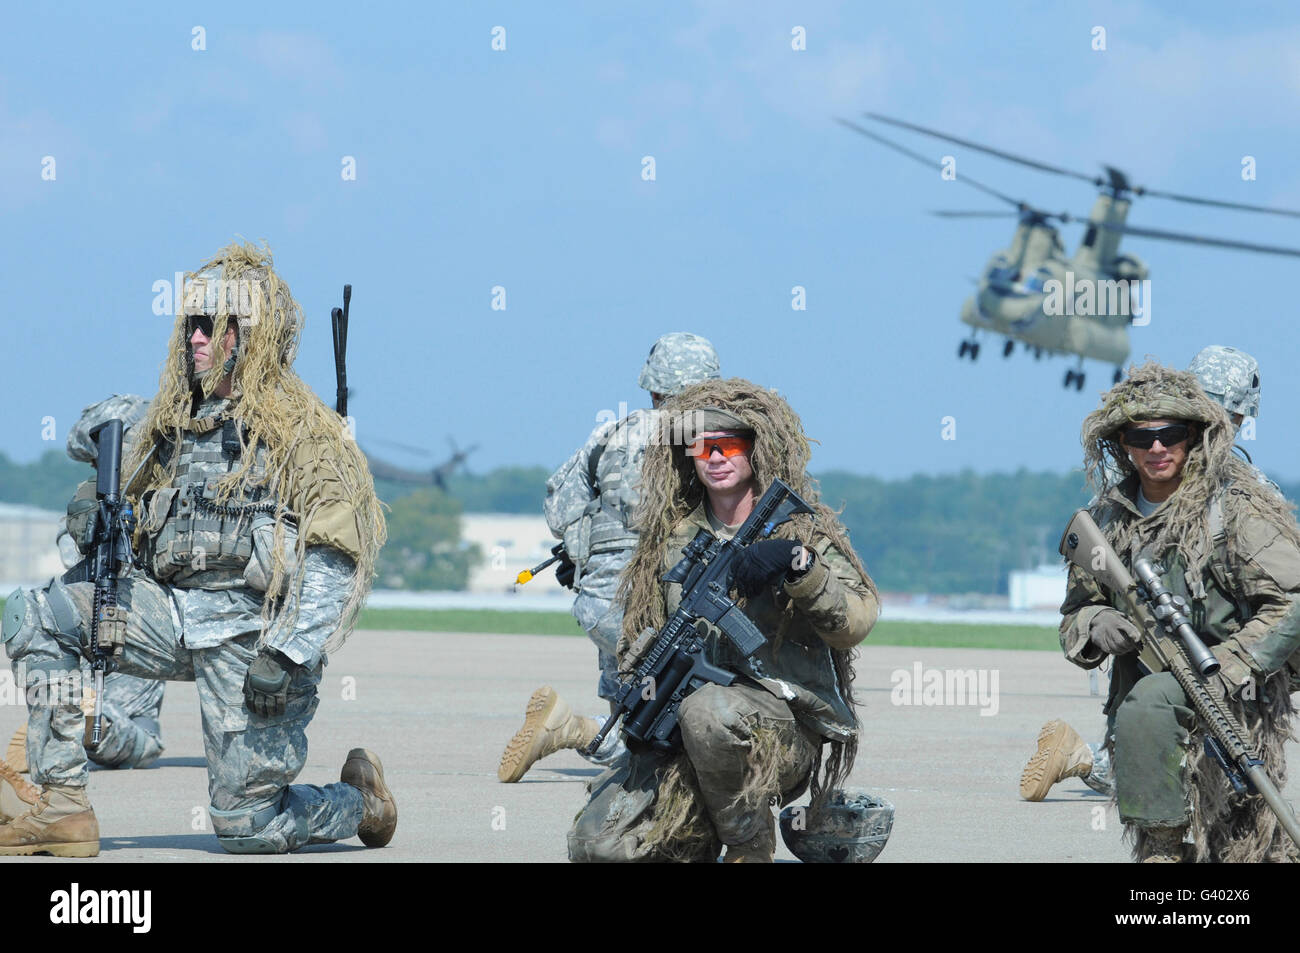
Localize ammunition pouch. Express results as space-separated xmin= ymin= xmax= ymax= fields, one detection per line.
xmin=142 ymin=481 xmax=272 ymax=585
xmin=87 ymin=603 xmax=127 ymax=660
xmin=65 ymin=480 xmax=99 ymax=555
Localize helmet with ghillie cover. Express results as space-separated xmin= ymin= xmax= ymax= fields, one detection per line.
xmin=177 ymin=243 xmax=303 ymax=393
xmin=638 ymin=332 xmax=720 ymax=396
xmin=1188 ymin=345 xmax=1260 ymax=419
xmin=779 ymin=788 xmax=895 ymax=863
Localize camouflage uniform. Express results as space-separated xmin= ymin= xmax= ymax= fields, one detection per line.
xmin=6 ymin=395 xmax=168 ymax=773
xmin=1023 ymin=346 xmax=1265 ymax=802
xmin=539 ymin=333 xmax=721 ymax=762
xmin=2 ymin=245 xmax=389 ymax=855
xmin=1060 ymin=475 xmax=1300 ymax=842
xmin=568 ymin=504 xmax=879 ymax=861
xmin=545 ymin=409 xmax=661 ymax=704
xmin=4 ymin=395 xmax=366 ymax=851
xmin=1056 ymin=362 xmax=1300 ymax=861
xmin=70 ymin=396 xmax=167 ymax=770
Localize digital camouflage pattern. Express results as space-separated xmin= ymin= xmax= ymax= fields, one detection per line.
xmin=544 ymin=332 xmax=720 ymax=706
xmin=1189 ymin=345 xmax=1261 ymax=419
xmin=66 ymin=394 xmax=151 ymax=466
xmin=85 ymin=671 xmax=165 ymax=769
xmin=545 ymin=409 xmax=659 ymax=701
xmin=0 ymin=242 xmax=382 ymax=854
xmin=636 ymin=332 xmax=720 ymax=396
xmin=779 ymin=788 xmax=895 ymax=863
xmin=61 ymin=393 xmax=166 ymax=769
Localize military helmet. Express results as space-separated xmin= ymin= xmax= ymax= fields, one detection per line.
xmin=638 ymin=332 xmax=720 ymax=396
xmin=1188 ymin=345 xmax=1260 ymax=419
xmin=778 ymin=788 xmax=895 ymax=863
xmin=66 ymin=394 xmax=151 ymax=465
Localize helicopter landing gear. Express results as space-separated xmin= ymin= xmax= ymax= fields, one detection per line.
xmin=1064 ymin=369 xmax=1085 ymax=391
xmin=957 ymin=339 xmax=980 ymax=360
xmin=1113 ymin=367 xmax=1123 ymax=384
xmin=1002 ymin=339 xmax=1014 ymax=358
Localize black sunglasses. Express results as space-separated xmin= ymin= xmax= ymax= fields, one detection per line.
xmin=187 ymin=315 xmax=215 ymax=338
xmin=1121 ymin=423 xmax=1191 ymax=449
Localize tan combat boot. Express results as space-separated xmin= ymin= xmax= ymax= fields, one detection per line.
xmin=1020 ymin=719 xmax=1093 ymax=801
xmin=1139 ymin=825 xmax=1189 ymax=863
xmin=0 ymin=783 xmax=100 ymax=857
xmin=0 ymin=762 xmax=40 ymax=823
xmin=4 ymin=724 xmax=27 ymax=773
xmin=498 ymin=686 xmax=600 ymax=783
xmin=341 ymin=748 xmax=397 ymax=848
xmin=724 ymin=810 xmax=776 ymax=863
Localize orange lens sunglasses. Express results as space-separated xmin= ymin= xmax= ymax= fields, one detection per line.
xmin=686 ymin=434 xmax=753 ymax=458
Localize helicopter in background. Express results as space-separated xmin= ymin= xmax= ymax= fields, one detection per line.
xmin=363 ymin=437 xmax=479 ymax=492
xmin=839 ymin=114 xmax=1300 ymax=390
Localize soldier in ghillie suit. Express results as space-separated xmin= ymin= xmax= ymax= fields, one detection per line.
xmin=1058 ymin=360 xmax=1300 ymax=862
xmin=498 ymin=332 xmax=721 ymax=783
xmin=0 ymin=241 xmax=391 ymax=856
xmin=1022 ymin=346 xmax=1266 ymax=803
xmin=568 ymin=377 xmax=878 ymax=862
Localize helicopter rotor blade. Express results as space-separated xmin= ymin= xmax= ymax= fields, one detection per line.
xmin=368 ymin=436 xmax=436 ymax=457
xmin=929 ymin=210 xmax=1021 ymax=218
xmin=863 ymin=112 xmax=1103 ymax=186
xmin=1100 ymin=221 xmax=1300 ymax=258
xmin=836 ymin=118 xmax=1025 ymax=209
xmin=1134 ymin=186 xmax=1300 ymax=219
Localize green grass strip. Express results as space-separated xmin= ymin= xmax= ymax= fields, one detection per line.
xmin=356 ymin=607 xmax=1059 ymax=650
xmin=0 ymin=598 xmax=1058 ymax=650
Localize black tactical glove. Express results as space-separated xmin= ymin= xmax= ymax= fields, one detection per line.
xmin=243 ymin=648 xmax=297 ymax=718
xmin=728 ymin=539 xmax=813 ymax=598
xmin=555 ymin=550 xmax=577 ymax=590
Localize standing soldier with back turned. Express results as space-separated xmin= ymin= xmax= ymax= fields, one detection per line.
xmin=498 ymin=332 xmax=720 ymax=781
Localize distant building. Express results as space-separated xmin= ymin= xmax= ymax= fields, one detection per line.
xmin=460 ymin=513 xmax=567 ymax=595
xmin=1008 ymin=562 xmax=1068 ymax=611
xmin=0 ymin=503 xmax=64 ymax=588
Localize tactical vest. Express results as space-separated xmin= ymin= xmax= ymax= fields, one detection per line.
xmin=568 ymin=411 xmax=652 ymax=578
xmin=137 ymin=411 xmax=277 ymax=590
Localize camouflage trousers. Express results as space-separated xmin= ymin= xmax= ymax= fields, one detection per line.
xmin=568 ymin=682 xmax=820 ymax=861
xmin=87 ymin=670 xmax=166 ymax=770
xmin=2 ymin=574 xmax=363 ymax=854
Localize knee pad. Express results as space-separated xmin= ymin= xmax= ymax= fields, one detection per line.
xmin=209 ymin=800 xmax=285 ymax=854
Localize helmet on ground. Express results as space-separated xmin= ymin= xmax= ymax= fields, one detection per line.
xmin=779 ymin=788 xmax=895 ymax=863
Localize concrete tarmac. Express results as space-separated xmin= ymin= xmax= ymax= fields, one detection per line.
xmin=2 ymin=629 xmax=1297 ymax=862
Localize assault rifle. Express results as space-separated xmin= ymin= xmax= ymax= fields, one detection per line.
xmin=582 ymin=478 xmax=814 ymax=755
xmin=1060 ymin=508 xmax=1300 ymax=848
xmin=80 ymin=420 xmax=137 ymax=748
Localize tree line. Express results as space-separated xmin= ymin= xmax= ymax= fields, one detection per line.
xmin=4 ymin=454 xmax=1295 ymax=594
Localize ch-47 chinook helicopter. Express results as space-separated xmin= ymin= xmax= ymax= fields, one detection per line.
xmin=838 ymin=113 xmax=1300 ymax=390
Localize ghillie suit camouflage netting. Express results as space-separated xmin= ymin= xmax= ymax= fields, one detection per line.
xmin=124 ymin=241 xmax=386 ymax=653
xmin=616 ymin=377 xmax=876 ymax=858
xmin=1084 ymin=360 xmax=1300 ymax=862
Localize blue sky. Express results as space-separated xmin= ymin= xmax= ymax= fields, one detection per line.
xmin=4 ymin=1 xmax=1299 ymax=482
